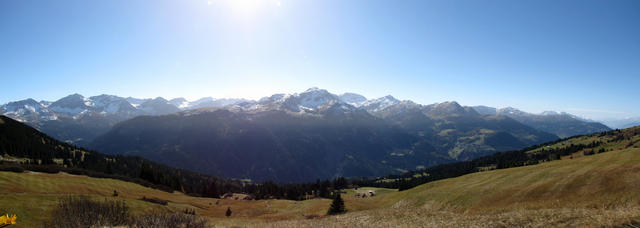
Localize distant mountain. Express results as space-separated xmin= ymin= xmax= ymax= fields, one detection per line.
xmin=472 ymin=106 xmax=611 ymax=138
xmin=361 ymin=95 xmax=401 ymax=113
xmin=47 ymin=94 xmax=144 ymax=118
xmin=169 ymin=98 xmax=189 ymax=109
xmin=1 ymin=88 xmax=608 ymax=163
xmin=338 ymin=92 xmax=367 ymax=106
xmin=187 ymin=97 xmax=248 ymax=110
xmin=0 ymin=98 xmax=58 ymax=122
xmin=48 ymin=93 xmax=92 ymax=116
xmin=601 ymin=117 xmax=640 ymax=129
xmin=90 ymin=89 xmax=558 ymax=182
xmin=125 ymin=97 xmax=150 ymax=107
xmin=138 ymin=97 xmax=181 ymax=116
xmin=1 ymin=94 xmax=253 ymax=145
xmin=89 ymin=94 xmax=140 ymax=117
xmin=472 ymin=105 xmax=497 ymax=116
xmin=1 ymin=94 xmax=174 ymax=146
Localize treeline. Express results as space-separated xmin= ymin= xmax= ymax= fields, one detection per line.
xmin=0 ymin=115 xmax=347 ymax=200
xmin=356 ymin=128 xmax=638 ymax=191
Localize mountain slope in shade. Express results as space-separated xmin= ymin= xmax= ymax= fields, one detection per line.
xmin=90 ymin=97 xmax=558 ymax=182
xmin=472 ymin=106 xmax=611 ymax=138
xmin=90 ymin=110 xmax=425 ymax=182
xmin=0 ymin=114 xmax=244 ymax=198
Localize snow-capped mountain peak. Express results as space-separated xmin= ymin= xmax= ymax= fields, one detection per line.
xmin=40 ymin=100 xmax=53 ymax=107
xmin=497 ymin=107 xmax=530 ymax=116
xmin=0 ymin=98 xmax=57 ymax=122
xmin=88 ymin=95 xmax=138 ymax=115
xmin=361 ymin=95 xmax=401 ymax=112
xmin=541 ymin=111 xmax=560 ymax=116
xmin=251 ymin=88 xmax=350 ymax=113
xmin=423 ymin=101 xmax=474 ymax=117
xmin=169 ymin=98 xmax=189 ymax=109
xmin=49 ymin=94 xmax=92 ymax=116
xmin=259 ymin=93 xmax=288 ymax=104
xmin=139 ymin=97 xmax=181 ymax=115
xmin=339 ymin=93 xmax=367 ymax=106
xmin=295 ymin=88 xmax=339 ymax=109
xmin=125 ymin=97 xmax=150 ymax=108
xmin=187 ymin=97 xmax=248 ymax=110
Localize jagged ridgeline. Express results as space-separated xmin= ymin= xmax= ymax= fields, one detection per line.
xmin=357 ymin=126 xmax=640 ymax=190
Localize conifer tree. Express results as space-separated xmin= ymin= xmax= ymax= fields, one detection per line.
xmin=225 ymin=207 xmax=232 ymax=217
xmin=327 ymin=193 xmax=346 ymax=215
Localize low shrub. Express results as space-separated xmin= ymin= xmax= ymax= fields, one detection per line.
xmin=46 ymin=196 xmax=129 ymax=228
xmin=44 ymin=196 xmax=210 ymax=227
xmin=140 ymin=196 xmax=169 ymax=205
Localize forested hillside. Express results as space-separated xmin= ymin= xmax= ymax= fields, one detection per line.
xmin=357 ymin=126 xmax=640 ymax=190
xmin=0 ymin=115 xmax=346 ymax=200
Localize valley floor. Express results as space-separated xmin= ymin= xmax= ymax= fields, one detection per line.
xmin=2 ymin=147 xmax=640 ymax=227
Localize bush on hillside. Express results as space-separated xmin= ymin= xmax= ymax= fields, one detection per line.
xmin=45 ymin=196 xmax=210 ymax=228
xmin=140 ymin=196 xmax=169 ymax=205
xmin=46 ymin=196 xmax=129 ymax=228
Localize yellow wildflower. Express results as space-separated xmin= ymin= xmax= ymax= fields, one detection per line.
xmin=0 ymin=214 xmax=17 ymax=225
xmin=8 ymin=214 xmax=16 ymax=224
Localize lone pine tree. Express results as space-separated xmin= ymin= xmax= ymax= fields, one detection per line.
xmin=225 ymin=207 xmax=232 ymax=217
xmin=327 ymin=193 xmax=346 ymax=215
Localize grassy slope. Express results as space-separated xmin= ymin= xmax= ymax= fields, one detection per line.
xmin=3 ymin=148 xmax=639 ymax=227
xmin=255 ymin=147 xmax=640 ymax=228
xmin=2 ymin=128 xmax=640 ymax=227
xmin=391 ymin=147 xmax=640 ymax=212
xmin=0 ymin=170 xmax=324 ymax=227
xmin=0 ymin=169 xmax=404 ymax=227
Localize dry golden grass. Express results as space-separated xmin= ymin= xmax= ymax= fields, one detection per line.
xmin=240 ymin=206 xmax=640 ymax=228
xmin=215 ymin=147 xmax=640 ymax=227
xmin=1 ymin=147 xmax=639 ymax=227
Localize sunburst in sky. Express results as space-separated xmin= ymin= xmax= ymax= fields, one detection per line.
xmin=207 ymin=0 xmax=282 ymax=17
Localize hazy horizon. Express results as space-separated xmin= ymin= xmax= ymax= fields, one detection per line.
xmin=1 ymin=0 xmax=639 ymax=120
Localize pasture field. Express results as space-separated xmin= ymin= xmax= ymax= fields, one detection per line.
xmin=2 ymin=148 xmax=639 ymax=227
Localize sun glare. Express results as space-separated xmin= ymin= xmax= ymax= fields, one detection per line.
xmin=207 ymin=0 xmax=281 ymax=16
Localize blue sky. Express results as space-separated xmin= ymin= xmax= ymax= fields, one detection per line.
xmin=0 ymin=0 xmax=638 ymax=119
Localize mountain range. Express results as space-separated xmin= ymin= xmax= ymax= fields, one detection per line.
xmin=600 ymin=117 xmax=640 ymax=129
xmin=471 ymin=106 xmax=611 ymax=138
xmin=90 ymin=88 xmax=561 ymax=181
xmin=1 ymin=88 xmax=613 ymax=182
xmin=0 ymin=94 xmax=249 ymax=146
